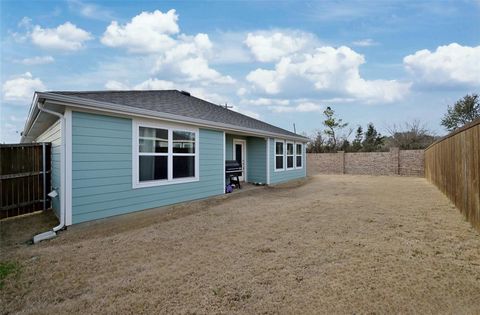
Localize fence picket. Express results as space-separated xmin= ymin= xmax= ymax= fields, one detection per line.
xmin=0 ymin=143 xmax=52 ymax=219
xmin=425 ymin=119 xmax=480 ymax=231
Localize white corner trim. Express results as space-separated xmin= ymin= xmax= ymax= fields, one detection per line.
xmin=223 ymin=132 xmax=226 ymax=193
xmin=266 ymin=138 xmax=270 ymax=185
xmin=64 ymin=109 xmax=73 ymax=226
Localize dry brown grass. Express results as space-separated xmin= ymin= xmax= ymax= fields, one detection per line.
xmin=1 ymin=175 xmax=479 ymax=314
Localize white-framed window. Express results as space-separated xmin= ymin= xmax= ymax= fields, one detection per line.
xmin=295 ymin=143 xmax=303 ymax=168
xmin=275 ymin=140 xmax=284 ymax=171
xmin=286 ymin=141 xmax=294 ymax=169
xmin=133 ymin=120 xmax=199 ymax=188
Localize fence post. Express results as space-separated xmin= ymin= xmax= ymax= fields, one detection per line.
xmin=42 ymin=142 xmax=46 ymax=210
xmin=390 ymin=147 xmax=400 ymax=175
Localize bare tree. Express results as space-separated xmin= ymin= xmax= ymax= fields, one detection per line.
xmin=307 ymin=130 xmax=326 ymax=153
xmin=386 ymin=120 xmax=437 ymax=150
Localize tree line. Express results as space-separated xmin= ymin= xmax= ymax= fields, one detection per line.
xmin=307 ymin=93 xmax=479 ymax=153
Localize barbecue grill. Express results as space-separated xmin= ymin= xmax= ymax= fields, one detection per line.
xmin=225 ymin=160 xmax=242 ymax=189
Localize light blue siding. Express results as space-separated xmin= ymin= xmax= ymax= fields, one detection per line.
xmin=269 ymin=138 xmax=307 ymax=184
xmin=36 ymin=119 xmax=62 ymax=218
xmin=246 ymin=137 xmax=267 ymax=183
xmin=225 ymin=134 xmax=246 ymax=160
xmin=71 ymin=111 xmax=224 ymax=224
xmin=225 ymin=134 xmax=267 ymax=183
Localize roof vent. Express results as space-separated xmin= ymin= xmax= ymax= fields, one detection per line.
xmin=180 ymin=90 xmax=191 ymax=96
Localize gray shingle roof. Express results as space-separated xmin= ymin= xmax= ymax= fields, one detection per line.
xmin=47 ymin=90 xmax=306 ymax=139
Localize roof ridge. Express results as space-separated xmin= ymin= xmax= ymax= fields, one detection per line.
xmin=46 ymin=89 xmax=180 ymax=94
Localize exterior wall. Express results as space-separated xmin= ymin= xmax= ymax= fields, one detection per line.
xmin=246 ymin=137 xmax=267 ymax=183
xmin=225 ymin=134 xmax=246 ymax=160
xmin=269 ymin=138 xmax=307 ymax=184
xmin=36 ymin=119 xmax=62 ymax=218
xmin=71 ymin=111 xmax=224 ymax=224
xmin=307 ymin=148 xmax=424 ymax=177
xmin=225 ymin=134 xmax=267 ymax=183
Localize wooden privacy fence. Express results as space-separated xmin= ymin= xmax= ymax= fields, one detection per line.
xmin=425 ymin=119 xmax=480 ymax=230
xmin=0 ymin=143 xmax=51 ymax=219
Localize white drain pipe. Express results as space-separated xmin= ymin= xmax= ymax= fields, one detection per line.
xmin=33 ymin=101 xmax=66 ymax=243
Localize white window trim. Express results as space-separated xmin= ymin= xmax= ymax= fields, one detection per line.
xmin=232 ymin=138 xmax=247 ymax=181
xmin=132 ymin=119 xmax=199 ymax=189
xmin=295 ymin=142 xmax=303 ymax=169
xmin=274 ymin=139 xmax=285 ymax=172
xmin=286 ymin=141 xmax=295 ymax=170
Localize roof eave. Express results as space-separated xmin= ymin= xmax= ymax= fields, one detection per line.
xmin=21 ymin=93 xmax=41 ymax=143
xmin=37 ymin=92 xmax=310 ymax=142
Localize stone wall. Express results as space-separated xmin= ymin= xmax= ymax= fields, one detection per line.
xmin=307 ymin=148 xmax=424 ymax=177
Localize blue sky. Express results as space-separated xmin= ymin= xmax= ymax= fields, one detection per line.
xmin=1 ymin=0 xmax=479 ymax=143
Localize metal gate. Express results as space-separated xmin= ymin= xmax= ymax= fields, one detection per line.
xmin=0 ymin=143 xmax=51 ymax=219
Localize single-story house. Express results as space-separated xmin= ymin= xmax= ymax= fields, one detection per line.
xmin=21 ymin=90 xmax=308 ymax=228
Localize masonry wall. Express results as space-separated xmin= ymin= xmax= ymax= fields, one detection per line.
xmin=307 ymin=148 xmax=424 ymax=177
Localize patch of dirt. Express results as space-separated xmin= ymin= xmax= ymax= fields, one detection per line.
xmin=1 ymin=175 xmax=479 ymax=314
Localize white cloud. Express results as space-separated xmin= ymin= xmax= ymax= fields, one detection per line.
xmin=18 ymin=16 xmax=32 ymax=28
xmin=134 ymin=79 xmax=176 ymax=90
xmin=2 ymin=72 xmax=46 ymax=102
xmin=237 ymin=87 xmax=247 ymax=96
xmin=231 ymin=107 xmax=261 ymax=119
xmin=153 ymin=33 xmax=235 ymax=84
xmin=243 ymin=97 xmax=290 ymax=106
xmin=244 ymin=31 xmax=315 ymax=62
xmin=101 ymin=10 xmax=233 ymax=85
xmin=17 ymin=56 xmax=55 ymax=65
xmin=270 ymin=101 xmax=323 ymax=113
xmin=104 ymin=80 xmax=130 ymax=90
xmin=403 ymin=43 xmax=480 ymax=86
xmin=68 ymin=0 xmax=114 ymax=21
xmin=105 ymin=78 xmax=176 ymax=90
xmin=210 ymin=31 xmax=253 ymax=65
xmin=246 ymin=45 xmax=410 ymax=103
xmin=246 ymin=68 xmax=280 ymax=94
xmin=101 ymin=9 xmax=179 ymax=53
xmin=31 ymin=22 xmax=93 ymax=51
xmin=352 ymin=38 xmax=378 ymax=47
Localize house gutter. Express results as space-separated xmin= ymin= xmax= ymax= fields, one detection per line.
xmin=33 ymin=100 xmax=67 ymax=243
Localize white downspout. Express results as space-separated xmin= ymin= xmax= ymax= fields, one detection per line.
xmin=33 ymin=101 xmax=66 ymax=242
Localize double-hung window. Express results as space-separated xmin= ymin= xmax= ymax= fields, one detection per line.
xmin=172 ymin=131 xmax=196 ymax=179
xmin=134 ymin=121 xmax=198 ymax=188
xmin=275 ymin=140 xmax=284 ymax=170
xmin=286 ymin=142 xmax=294 ymax=169
xmin=295 ymin=143 xmax=303 ymax=168
xmin=139 ymin=127 xmax=168 ymax=181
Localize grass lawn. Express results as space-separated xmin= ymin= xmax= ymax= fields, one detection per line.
xmin=1 ymin=175 xmax=479 ymax=314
